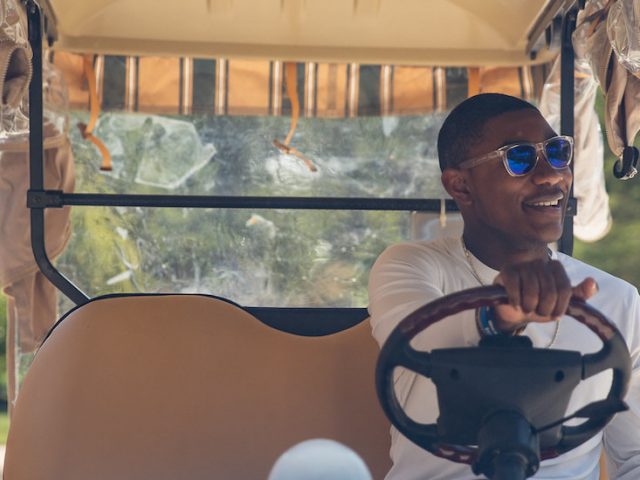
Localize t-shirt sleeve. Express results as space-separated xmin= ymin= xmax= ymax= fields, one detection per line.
xmin=368 ymin=242 xmax=479 ymax=350
xmin=603 ymin=288 xmax=640 ymax=479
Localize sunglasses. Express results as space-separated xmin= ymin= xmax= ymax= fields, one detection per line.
xmin=458 ymin=135 xmax=574 ymax=177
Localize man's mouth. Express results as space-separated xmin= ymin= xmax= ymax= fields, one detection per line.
xmin=525 ymin=199 xmax=561 ymax=207
xmin=523 ymin=193 xmax=564 ymax=209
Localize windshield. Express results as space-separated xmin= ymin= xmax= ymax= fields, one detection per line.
xmin=55 ymin=111 xmax=448 ymax=311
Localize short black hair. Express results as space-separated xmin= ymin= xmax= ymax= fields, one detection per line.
xmin=437 ymin=93 xmax=538 ymax=172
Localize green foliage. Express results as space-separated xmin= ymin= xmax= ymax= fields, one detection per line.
xmin=56 ymin=113 xmax=424 ymax=309
xmin=56 ymin=105 xmax=640 ymax=314
xmin=573 ymin=94 xmax=640 ymax=288
xmin=0 ymin=293 xmax=5 ymax=401
xmin=0 ymin=411 xmax=8 ymax=443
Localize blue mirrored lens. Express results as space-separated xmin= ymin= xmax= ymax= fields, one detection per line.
xmin=545 ymin=138 xmax=572 ymax=168
xmin=506 ymin=145 xmax=537 ymax=175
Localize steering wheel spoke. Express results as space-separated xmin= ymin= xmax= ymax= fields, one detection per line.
xmin=582 ymin=335 xmax=631 ymax=382
xmin=396 ymin=345 xmax=432 ymax=378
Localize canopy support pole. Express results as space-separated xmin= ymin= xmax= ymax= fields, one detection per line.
xmin=558 ymin=7 xmax=578 ymax=255
xmin=26 ymin=0 xmax=89 ymax=305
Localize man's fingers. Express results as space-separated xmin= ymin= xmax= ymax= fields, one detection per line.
xmin=572 ymin=277 xmax=599 ymax=301
xmin=536 ymin=264 xmax=558 ymax=317
xmin=495 ymin=268 xmax=521 ymax=308
xmin=519 ymin=265 xmax=540 ymax=314
xmin=495 ymin=260 xmax=595 ymax=322
xmin=549 ymin=260 xmax=572 ymax=318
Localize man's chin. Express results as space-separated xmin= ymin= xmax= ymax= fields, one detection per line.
xmin=521 ymin=222 xmax=564 ymax=246
xmin=537 ymin=228 xmax=564 ymax=246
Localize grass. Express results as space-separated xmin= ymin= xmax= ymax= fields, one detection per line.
xmin=0 ymin=411 xmax=9 ymax=444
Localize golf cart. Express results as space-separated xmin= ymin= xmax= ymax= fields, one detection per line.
xmin=0 ymin=0 xmax=636 ymax=478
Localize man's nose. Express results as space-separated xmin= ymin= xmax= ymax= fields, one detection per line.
xmin=531 ymin=154 xmax=571 ymax=186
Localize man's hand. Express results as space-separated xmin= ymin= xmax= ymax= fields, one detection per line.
xmin=492 ymin=259 xmax=598 ymax=333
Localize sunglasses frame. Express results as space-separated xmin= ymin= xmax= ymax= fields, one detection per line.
xmin=458 ymin=135 xmax=574 ymax=177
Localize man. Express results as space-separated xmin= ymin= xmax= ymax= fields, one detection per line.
xmin=368 ymin=93 xmax=640 ymax=479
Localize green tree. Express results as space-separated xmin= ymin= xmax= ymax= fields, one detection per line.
xmin=0 ymin=294 xmax=7 ymax=402
xmin=56 ymin=113 xmax=429 ymax=309
xmin=574 ymin=95 xmax=640 ymax=289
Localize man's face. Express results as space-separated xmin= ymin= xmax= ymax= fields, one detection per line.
xmin=461 ymin=109 xmax=573 ymax=246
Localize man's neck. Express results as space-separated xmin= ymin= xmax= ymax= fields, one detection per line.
xmin=462 ymin=230 xmax=551 ymax=271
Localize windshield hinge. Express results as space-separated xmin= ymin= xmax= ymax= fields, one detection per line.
xmin=27 ymin=189 xmax=64 ymax=208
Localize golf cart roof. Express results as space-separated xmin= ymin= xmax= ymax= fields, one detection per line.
xmin=44 ymin=0 xmax=572 ymax=65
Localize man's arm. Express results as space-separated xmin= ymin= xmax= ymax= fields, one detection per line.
xmin=368 ymin=242 xmax=479 ymax=350
xmin=602 ymin=290 xmax=640 ymax=479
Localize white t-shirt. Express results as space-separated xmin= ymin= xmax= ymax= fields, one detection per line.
xmin=368 ymin=237 xmax=640 ymax=480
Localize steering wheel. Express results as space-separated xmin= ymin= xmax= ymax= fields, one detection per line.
xmin=376 ymin=285 xmax=631 ymax=470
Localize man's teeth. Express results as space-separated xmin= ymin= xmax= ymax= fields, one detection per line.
xmin=528 ymin=200 xmax=559 ymax=206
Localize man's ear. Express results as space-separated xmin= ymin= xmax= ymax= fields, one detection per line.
xmin=441 ymin=169 xmax=473 ymax=206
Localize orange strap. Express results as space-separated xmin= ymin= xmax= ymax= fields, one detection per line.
xmin=78 ymin=55 xmax=112 ymax=171
xmin=273 ymin=62 xmax=317 ymax=172
xmin=599 ymin=452 xmax=608 ymax=480
xmin=467 ymin=67 xmax=481 ymax=97
xmin=283 ymin=62 xmax=299 ymax=146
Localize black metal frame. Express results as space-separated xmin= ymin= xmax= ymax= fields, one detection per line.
xmin=25 ymin=0 xmax=579 ymax=326
xmin=27 ymin=0 xmax=90 ymax=306
xmin=27 ymin=190 xmax=461 ymax=212
xmin=558 ymin=7 xmax=578 ymax=255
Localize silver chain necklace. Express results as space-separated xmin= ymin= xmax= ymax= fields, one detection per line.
xmin=460 ymin=237 xmax=559 ymax=349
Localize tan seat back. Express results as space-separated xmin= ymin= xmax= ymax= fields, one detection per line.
xmin=4 ymin=295 xmax=391 ymax=480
